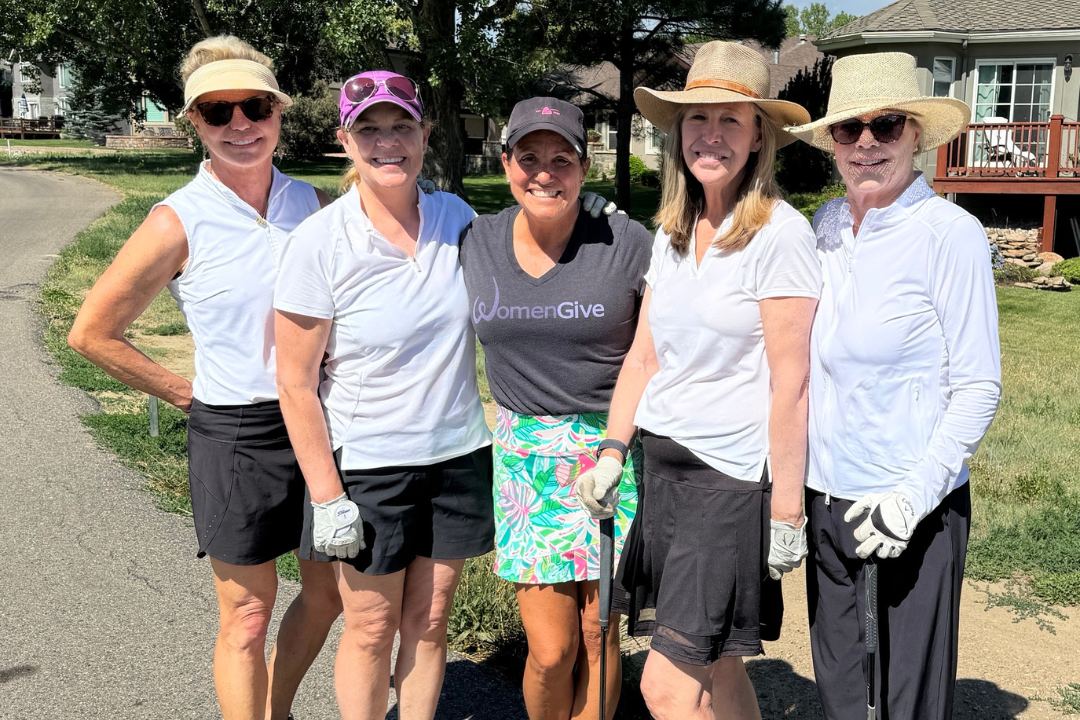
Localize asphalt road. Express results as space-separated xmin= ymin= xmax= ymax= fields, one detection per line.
xmin=0 ymin=168 xmax=526 ymax=720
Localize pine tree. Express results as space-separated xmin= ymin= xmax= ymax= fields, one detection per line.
xmin=63 ymin=74 xmax=123 ymax=142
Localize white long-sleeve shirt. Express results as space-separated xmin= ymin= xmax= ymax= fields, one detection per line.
xmin=807 ymin=175 xmax=1001 ymax=521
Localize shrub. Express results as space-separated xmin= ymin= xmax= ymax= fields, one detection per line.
xmin=279 ymin=81 xmax=340 ymax=161
xmin=173 ymin=115 xmax=205 ymax=157
xmin=994 ymin=264 xmax=1038 ymax=285
xmin=628 ymin=155 xmax=648 ymax=184
xmin=1053 ymin=257 xmax=1080 ymax=283
xmin=776 ymin=57 xmax=835 ymax=193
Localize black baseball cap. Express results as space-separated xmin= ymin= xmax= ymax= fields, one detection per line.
xmin=504 ymin=97 xmax=587 ymax=158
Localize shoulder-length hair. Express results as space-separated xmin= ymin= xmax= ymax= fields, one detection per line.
xmin=654 ymin=106 xmax=782 ymax=255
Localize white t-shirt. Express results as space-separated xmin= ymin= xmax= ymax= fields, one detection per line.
xmin=274 ymin=187 xmax=491 ymax=470
xmin=808 ymin=175 xmax=1001 ymax=520
xmin=160 ymin=162 xmax=320 ymax=405
xmin=634 ymin=200 xmax=821 ymax=481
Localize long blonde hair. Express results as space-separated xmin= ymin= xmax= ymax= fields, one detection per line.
xmin=180 ymin=35 xmax=274 ymax=84
xmin=654 ymin=106 xmax=782 ymax=255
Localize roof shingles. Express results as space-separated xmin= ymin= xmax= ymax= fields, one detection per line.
xmin=825 ymin=0 xmax=1080 ymax=37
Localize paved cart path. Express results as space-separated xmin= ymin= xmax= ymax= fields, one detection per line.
xmin=0 ymin=168 xmax=526 ymax=720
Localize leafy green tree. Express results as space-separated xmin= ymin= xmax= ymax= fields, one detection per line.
xmin=521 ymin=0 xmax=788 ymax=207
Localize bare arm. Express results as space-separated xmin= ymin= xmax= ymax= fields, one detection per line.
xmin=602 ymin=288 xmax=659 ymax=460
xmin=760 ymin=296 xmax=817 ymax=526
xmin=274 ymin=309 xmax=343 ymax=504
xmin=68 ymin=205 xmax=193 ymax=411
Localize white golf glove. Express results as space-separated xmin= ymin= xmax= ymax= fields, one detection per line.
xmin=417 ymin=178 xmax=438 ymax=194
xmin=580 ymin=192 xmax=620 ymax=218
xmin=767 ymin=518 xmax=808 ymax=580
xmin=311 ymin=493 xmax=365 ymax=559
xmin=844 ymin=491 xmax=919 ymax=559
xmin=574 ymin=456 xmax=624 ymax=519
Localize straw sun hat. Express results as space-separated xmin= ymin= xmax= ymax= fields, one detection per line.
xmin=634 ymin=41 xmax=811 ymax=148
xmin=787 ymin=52 xmax=970 ymax=153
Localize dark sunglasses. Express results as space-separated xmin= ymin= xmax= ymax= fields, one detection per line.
xmin=829 ymin=114 xmax=908 ymax=145
xmin=194 ymin=96 xmax=277 ymax=127
xmin=343 ymin=75 xmax=420 ymax=105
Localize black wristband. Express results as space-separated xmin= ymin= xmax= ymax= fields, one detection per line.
xmin=596 ymin=438 xmax=629 ymax=462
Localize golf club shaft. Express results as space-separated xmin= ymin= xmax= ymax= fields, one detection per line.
xmin=599 ymin=517 xmax=614 ymax=720
xmin=865 ymin=560 xmax=879 ymax=720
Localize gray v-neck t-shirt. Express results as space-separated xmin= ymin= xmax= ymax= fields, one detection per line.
xmin=460 ymin=205 xmax=653 ymax=416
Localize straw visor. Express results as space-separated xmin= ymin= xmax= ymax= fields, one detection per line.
xmin=182 ymin=59 xmax=292 ymax=113
xmin=634 ymin=41 xmax=810 ymax=148
xmin=786 ymin=52 xmax=970 ymax=153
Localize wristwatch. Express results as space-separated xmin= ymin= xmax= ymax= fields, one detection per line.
xmin=596 ymin=438 xmax=629 ymax=463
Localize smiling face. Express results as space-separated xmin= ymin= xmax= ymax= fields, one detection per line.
xmin=680 ymin=103 xmax=762 ymax=193
xmin=187 ymin=89 xmax=281 ymax=169
xmin=833 ymin=111 xmax=921 ymax=210
xmin=503 ymin=130 xmax=589 ymax=223
xmin=336 ymin=103 xmax=429 ymax=191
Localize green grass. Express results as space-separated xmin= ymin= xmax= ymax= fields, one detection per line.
xmin=2 ymin=138 xmax=99 ymax=148
xmin=966 ymin=288 xmax=1080 ymax=604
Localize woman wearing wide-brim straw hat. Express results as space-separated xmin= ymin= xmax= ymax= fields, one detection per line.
xmin=787 ymin=52 xmax=1001 ymax=720
xmin=580 ymin=40 xmax=821 ymax=719
xmin=69 ymin=35 xmax=342 ymax=720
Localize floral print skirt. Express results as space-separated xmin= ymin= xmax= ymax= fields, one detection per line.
xmin=492 ymin=405 xmax=641 ymax=584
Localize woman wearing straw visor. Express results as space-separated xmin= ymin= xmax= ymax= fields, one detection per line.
xmin=580 ymin=41 xmax=819 ymax=719
xmin=461 ymin=96 xmax=652 ymax=720
xmin=68 ymin=36 xmax=341 ymax=720
xmin=787 ymin=52 xmax=1001 ymax=719
xmin=273 ymin=71 xmax=495 ymax=720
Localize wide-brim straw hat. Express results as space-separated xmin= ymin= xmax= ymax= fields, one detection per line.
xmin=634 ymin=41 xmax=811 ymax=148
xmin=787 ymin=52 xmax=970 ymax=152
xmin=182 ymin=59 xmax=292 ymax=112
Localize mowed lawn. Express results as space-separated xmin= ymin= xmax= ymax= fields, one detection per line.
xmin=9 ymin=150 xmax=1080 ymax=612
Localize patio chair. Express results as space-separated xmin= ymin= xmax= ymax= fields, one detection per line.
xmin=981 ymin=116 xmax=1037 ymax=170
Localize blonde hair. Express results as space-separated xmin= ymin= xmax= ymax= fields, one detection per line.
xmin=654 ymin=106 xmax=782 ymax=255
xmin=180 ymin=35 xmax=274 ymax=84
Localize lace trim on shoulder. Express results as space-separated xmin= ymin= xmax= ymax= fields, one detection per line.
xmin=814 ymin=199 xmax=849 ymax=251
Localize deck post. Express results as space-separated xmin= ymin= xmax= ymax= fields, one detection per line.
xmin=1042 ymin=194 xmax=1057 ymax=253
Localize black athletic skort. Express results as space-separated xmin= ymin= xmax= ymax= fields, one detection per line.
xmin=186 ymin=398 xmax=305 ymax=566
xmin=613 ymin=431 xmax=769 ymax=665
xmin=300 ymin=446 xmax=495 ymax=575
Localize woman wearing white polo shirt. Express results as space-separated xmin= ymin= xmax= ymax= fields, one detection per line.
xmin=68 ymin=36 xmax=341 ymax=720
xmin=578 ymin=42 xmax=818 ymax=718
xmin=788 ymin=53 xmax=1001 ymax=719
xmin=273 ymin=72 xmax=492 ymax=720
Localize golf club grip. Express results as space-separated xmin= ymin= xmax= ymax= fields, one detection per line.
xmin=865 ymin=561 xmax=879 ymax=653
xmin=599 ymin=518 xmax=614 ymax=629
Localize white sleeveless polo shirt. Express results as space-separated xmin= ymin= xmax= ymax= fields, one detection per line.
xmin=158 ymin=162 xmax=320 ymax=405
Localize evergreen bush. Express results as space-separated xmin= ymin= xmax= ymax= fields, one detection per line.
xmin=776 ymin=57 xmax=835 ymax=193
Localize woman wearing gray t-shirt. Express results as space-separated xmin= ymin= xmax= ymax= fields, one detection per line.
xmin=460 ymin=97 xmax=652 ymax=720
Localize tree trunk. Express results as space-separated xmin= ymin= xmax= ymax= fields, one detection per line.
xmin=413 ymin=0 xmax=468 ymax=200
xmin=615 ymin=27 xmax=635 ymax=209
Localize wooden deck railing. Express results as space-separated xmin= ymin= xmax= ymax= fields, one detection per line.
xmin=935 ymin=115 xmax=1080 ymax=182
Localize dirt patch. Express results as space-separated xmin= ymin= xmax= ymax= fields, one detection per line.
xmin=619 ymin=566 xmax=1077 ymax=719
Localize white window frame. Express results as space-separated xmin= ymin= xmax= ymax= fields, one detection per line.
xmin=932 ymin=57 xmax=955 ymax=98
xmin=644 ymin=119 xmax=665 ymax=155
xmin=971 ymin=57 xmax=1056 ymax=123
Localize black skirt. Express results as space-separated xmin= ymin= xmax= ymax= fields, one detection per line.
xmin=613 ymin=431 xmax=770 ymax=665
xmin=186 ymin=398 xmax=305 ymax=566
